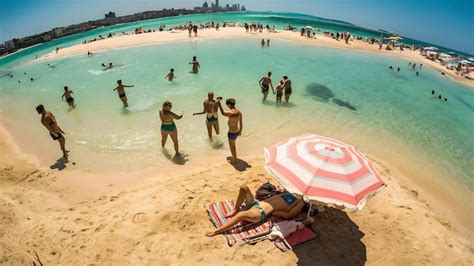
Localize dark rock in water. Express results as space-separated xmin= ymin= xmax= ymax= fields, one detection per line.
xmin=306 ymin=83 xmax=334 ymax=101
xmin=332 ymin=98 xmax=357 ymax=111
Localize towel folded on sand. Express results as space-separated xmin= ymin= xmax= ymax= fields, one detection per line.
xmin=205 ymin=200 xmax=272 ymax=246
xmin=274 ymin=226 xmax=317 ymax=252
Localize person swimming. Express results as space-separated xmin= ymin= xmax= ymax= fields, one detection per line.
xmin=193 ymin=92 xmax=221 ymax=139
xmin=165 ymin=68 xmax=176 ymax=81
xmin=103 ymin=62 xmax=123 ymax=71
xmin=205 ymin=184 xmax=304 ymax=237
xmin=259 ymin=71 xmax=274 ymax=102
xmin=61 ymin=86 xmax=76 ymax=109
xmin=217 ymin=98 xmax=243 ymax=163
xmin=389 ymin=66 xmax=393 ymax=70
xmin=189 ymin=56 xmax=200 ymax=74
xmin=113 ymin=80 xmax=135 ymax=108
xmin=159 ymin=101 xmax=183 ymax=155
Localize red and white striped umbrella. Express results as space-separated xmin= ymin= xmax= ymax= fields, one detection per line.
xmin=264 ymin=134 xmax=386 ymax=211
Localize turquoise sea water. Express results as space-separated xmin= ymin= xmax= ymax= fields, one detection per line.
xmin=0 ymin=13 xmax=473 ymax=195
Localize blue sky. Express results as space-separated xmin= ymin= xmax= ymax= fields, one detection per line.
xmin=1 ymin=0 xmax=473 ymax=54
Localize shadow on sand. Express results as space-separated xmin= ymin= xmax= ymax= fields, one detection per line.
xmin=50 ymin=157 xmax=68 ymax=171
xmin=211 ymin=139 xmax=225 ymax=150
xmin=262 ymin=100 xmax=297 ymax=108
xmin=227 ymin=157 xmax=252 ymax=172
xmin=162 ymin=149 xmax=189 ymax=165
xmin=293 ymin=207 xmax=366 ymax=266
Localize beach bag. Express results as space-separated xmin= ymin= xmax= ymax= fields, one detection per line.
xmin=255 ymin=182 xmax=279 ymax=200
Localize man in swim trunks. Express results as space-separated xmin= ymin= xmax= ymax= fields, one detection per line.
xmin=193 ymin=92 xmax=221 ymax=139
xmin=189 ymin=56 xmax=200 ymax=74
xmin=282 ymin=75 xmax=292 ymax=103
xmin=217 ymin=98 xmax=242 ymax=163
xmin=193 ymin=24 xmax=198 ymax=37
xmin=165 ymin=68 xmax=176 ymax=81
xmin=61 ymin=86 xmax=76 ymax=109
xmin=205 ymin=184 xmax=304 ymax=237
xmin=113 ymin=80 xmax=134 ymax=108
xmin=258 ymin=71 xmax=274 ymax=102
xmin=159 ymin=101 xmax=183 ymax=155
xmin=36 ymin=104 xmax=68 ymax=160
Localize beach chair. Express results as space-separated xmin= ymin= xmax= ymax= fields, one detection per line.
xmin=274 ymin=226 xmax=318 ymax=252
xmin=205 ymin=200 xmax=273 ymax=246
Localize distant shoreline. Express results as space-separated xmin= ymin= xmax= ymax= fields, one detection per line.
xmin=36 ymin=27 xmax=474 ymax=88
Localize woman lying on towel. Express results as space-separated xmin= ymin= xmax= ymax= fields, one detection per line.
xmin=206 ymin=184 xmax=305 ymax=237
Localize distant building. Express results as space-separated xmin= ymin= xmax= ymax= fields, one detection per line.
xmin=4 ymin=39 xmax=17 ymax=50
xmin=52 ymin=27 xmax=64 ymax=38
xmin=241 ymin=5 xmax=246 ymax=11
xmin=105 ymin=11 xmax=116 ymax=19
xmin=216 ymin=0 xmax=219 ymax=8
xmin=203 ymin=1 xmax=208 ymax=8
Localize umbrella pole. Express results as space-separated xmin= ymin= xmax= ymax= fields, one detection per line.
xmin=307 ymin=202 xmax=313 ymax=217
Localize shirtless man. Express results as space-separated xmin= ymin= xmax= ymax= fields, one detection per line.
xmin=165 ymin=68 xmax=176 ymax=81
xmin=35 ymin=104 xmax=68 ymax=160
xmin=113 ymin=80 xmax=134 ymax=108
xmin=193 ymin=92 xmax=221 ymax=139
xmin=282 ymin=75 xmax=292 ymax=103
xmin=61 ymin=86 xmax=76 ymax=109
xmin=217 ymin=98 xmax=242 ymax=163
xmin=206 ymin=184 xmax=304 ymax=237
xmin=189 ymin=56 xmax=200 ymax=74
xmin=159 ymin=101 xmax=183 ymax=155
xmin=258 ymin=72 xmax=274 ymax=102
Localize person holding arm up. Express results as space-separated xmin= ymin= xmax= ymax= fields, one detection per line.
xmin=113 ymin=80 xmax=134 ymax=108
xmin=217 ymin=98 xmax=242 ymax=163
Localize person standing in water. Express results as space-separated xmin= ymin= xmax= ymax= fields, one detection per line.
xmin=259 ymin=72 xmax=274 ymax=102
xmin=113 ymin=80 xmax=134 ymax=108
xmin=61 ymin=86 xmax=76 ymax=109
xmin=189 ymin=56 xmax=200 ymax=74
xmin=193 ymin=92 xmax=221 ymax=139
xmin=193 ymin=24 xmax=198 ymax=37
xmin=165 ymin=68 xmax=176 ymax=81
xmin=36 ymin=104 xmax=68 ymax=160
xmin=187 ymin=22 xmax=193 ymax=37
xmin=159 ymin=101 xmax=183 ymax=155
xmin=217 ymin=98 xmax=243 ymax=163
xmin=282 ymin=75 xmax=292 ymax=103
xmin=275 ymin=80 xmax=284 ymax=104
xmin=261 ymin=39 xmax=265 ymax=47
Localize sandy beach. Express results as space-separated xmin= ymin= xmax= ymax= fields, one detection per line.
xmin=1 ymin=26 xmax=473 ymax=265
xmin=37 ymin=27 xmax=474 ymax=88
xmin=0 ymin=120 xmax=472 ymax=265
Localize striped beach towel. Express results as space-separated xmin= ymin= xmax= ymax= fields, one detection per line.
xmin=274 ymin=226 xmax=317 ymax=252
xmin=205 ymin=200 xmax=272 ymax=246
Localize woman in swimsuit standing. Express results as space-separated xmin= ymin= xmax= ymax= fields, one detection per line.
xmin=159 ymin=101 xmax=183 ymax=155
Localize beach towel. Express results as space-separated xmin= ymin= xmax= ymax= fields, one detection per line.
xmin=274 ymin=227 xmax=317 ymax=252
xmin=205 ymin=200 xmax=272 ymax=246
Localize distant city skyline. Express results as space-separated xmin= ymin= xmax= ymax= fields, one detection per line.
xmin=1 ymin=0 xmax=473 ymax=54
